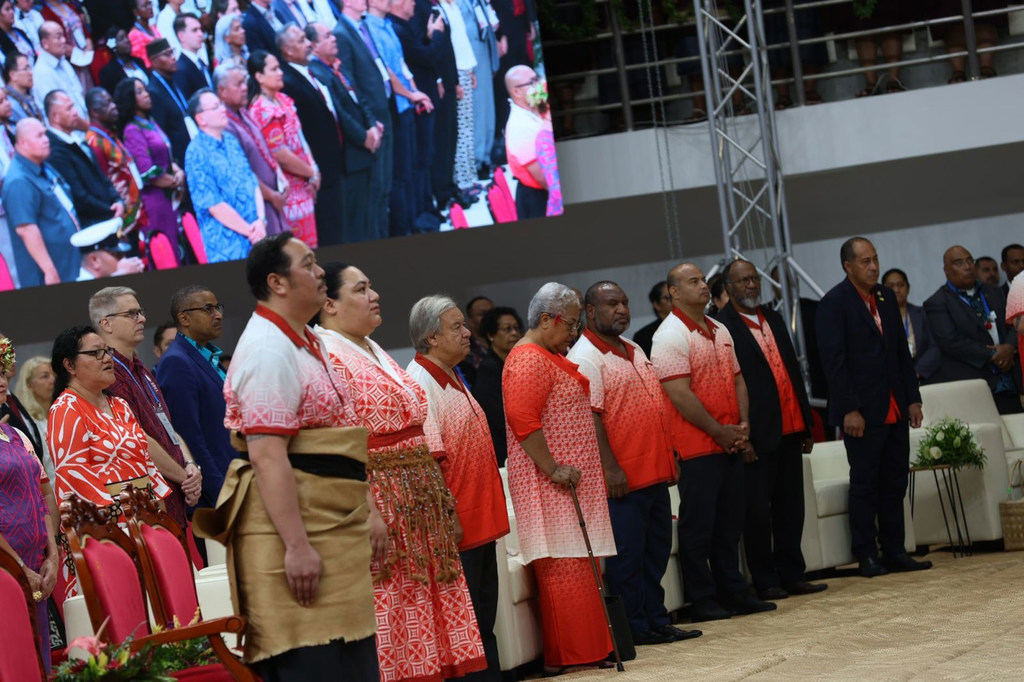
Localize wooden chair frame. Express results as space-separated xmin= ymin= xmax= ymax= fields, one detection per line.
xmin=0 ymin=549 xmax=46 ymax=681
xmin=60 ymin=493 xmax=253 ymax=680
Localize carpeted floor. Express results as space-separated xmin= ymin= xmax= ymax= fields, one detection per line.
xmin=555 ymin=550 xmax=1024 ymax=681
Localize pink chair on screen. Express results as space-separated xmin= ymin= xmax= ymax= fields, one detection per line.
xmin=0 ymin=550 xmax=46 ymax=681
xmin=494 ymin=168 xmax=514 ymax=205
xmin=449 ymin=203 xmax=469 ymax=229
xmin=182 ymin=214 xmax=208 ymax=265
xmin=148 ymin=233 xmax=178 ymax=270
xmin=0 ymin=253 xmax=14 ymax=291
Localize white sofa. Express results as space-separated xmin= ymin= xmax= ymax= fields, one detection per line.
xmin=801 ymin=440 xmax=916 ymax=571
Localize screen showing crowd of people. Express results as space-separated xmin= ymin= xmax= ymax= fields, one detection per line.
xmin=7 ymin=231 xmax=1023 ymax=678
xmin=0 ymin=0 xmax=561 ymax=291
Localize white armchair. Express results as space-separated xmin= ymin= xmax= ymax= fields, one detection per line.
xmin=918 ymin=379 xmax=1024 ymax=467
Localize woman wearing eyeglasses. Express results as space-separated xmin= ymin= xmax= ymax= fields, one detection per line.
xmin=502 ymin=282 xmax=616 ymax=675
xmin=47 ymin=325 xmax=171 ymax=599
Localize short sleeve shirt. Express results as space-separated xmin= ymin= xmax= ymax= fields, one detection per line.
xmin=651 ymin=308 xmax=741 ymax=459
xmin=504 ymin=102 xmax=549 ymax=190
xmin=224 ymin=306 xmax=358 ymax=436
xmin=407 ymin=354 xmax=509 ymax=551
xmin=1 ymin=153 xmax=80 ymax=287
xmin=568 ymin=329 xmax=676 ymax=490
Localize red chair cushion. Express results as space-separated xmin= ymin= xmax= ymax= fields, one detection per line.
xmin=449 ymin=203 xmax=469 ymax=229
xmin=172 ymin=663 xmax=234 ymax=681
xmin=0 ymin=570 xmax=42 ymax=681
xmin=0 ymin=253 xmax=14 ymax=291
xmin=141 ymin=524 xmax=200 ymax=626
xmin=182 ymin=214 xmax=208 ymax=264
xmin=82 ymin=539 xmax=150 ymax=643
xmin=149 ymin=232 xmax=178 ymax=270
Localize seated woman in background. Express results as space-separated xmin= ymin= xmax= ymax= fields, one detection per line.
xmin=48 ymin=325 xmax=170 ymax=599
xmin=470 ymin=305 xmax=522 ymax=467
xmin=881 ymin=268 xmax=941 ymax=383
xmin=13 ymin=355 xmax=57 ymax=483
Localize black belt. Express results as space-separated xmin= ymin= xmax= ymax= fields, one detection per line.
xmin=238 ymin=452 xmax=366 ymax=481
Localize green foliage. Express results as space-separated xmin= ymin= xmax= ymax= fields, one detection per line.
xmin=853 ymin=0 xmax=878 ymax=20
xmin=914 ymin=418 xmax=987 ymax=471
xmin=53 ymin=635 xmax=217 ymax=681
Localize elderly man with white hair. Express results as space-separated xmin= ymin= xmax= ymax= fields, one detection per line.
xmin=502 ymin=281 xmax=616 ymax=675
xmin=406 ymin=294 xmax=510 ymax=680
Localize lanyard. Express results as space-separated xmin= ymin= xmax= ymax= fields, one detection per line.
xmin=946 ymin=280 xmax=993 ymax=322
xmin=153 ymin=72 xmax=188 ymax=113
xmin=88 ymin=125 xmax=119 ymax=149
xmin=111 ymin=355 xmax=163 ymax=408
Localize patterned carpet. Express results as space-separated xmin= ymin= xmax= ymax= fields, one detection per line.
xmin=554 ymin=550 xmax=1024 ymax=681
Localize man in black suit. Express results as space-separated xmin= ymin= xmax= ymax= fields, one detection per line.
xmin=1000 ymin=243 xmax=1024 ymax=297
xmin=146 ymin=38 xmax=193 ymax=164
xmin=717 ymin=259 xmax=826 ymax=600
xmin=392 ymin=0 xmax=451 ymax=221
xmin=278 ymin=23 xmax=348 ymax=246
xmin=43 ymin=90 xmax=125 ymax=226
xmin=334 ymin=0 xmax=392 ymax=240
xmin=817 ymin=237 xmax=930 ymax=578
xmin=307 ymin=22 xmax=382 ymax=243
xmin=632 ymin=280 xmax=673 ymax=358
xmin=924 ymin=244 xmax=1021 ymax=414
xmin=173 ymin=13 xmax=213 ymax=100
xmin=243 ymin=0 xmax=286 ymax=57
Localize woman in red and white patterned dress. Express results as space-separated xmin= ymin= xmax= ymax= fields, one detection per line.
xmin=502 ymin=282 xmax=616 ymax=674
xmin=48 ymin=326 xmax=170 ymax=599
xmin=313 ymin=263 xmax=486 ymax=682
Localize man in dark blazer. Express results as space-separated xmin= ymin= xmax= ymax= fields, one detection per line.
xmin=308 ymin=22 xmax=381 ymax=243
xmin=816 ymin=237 xmax=930 ymax=578
xmin=277 ymin=24 xmax=348 ymax=246
xmin=423 ymin=0 xmax=460 ymax=210
xmin=146 ymin=38 xmax=193 ymax=164
xmin=43 ymin=90 xmax=125 ymax=226
xmin=334 ymin=0 xmax=392 ymax=239
xmin=155 ymin=285 xmax=236 ymax=511
xmin=717 ymin=259 xmax=826 ymax=600
xmin=243 ymin=0 xmax=285 ymax=57
xmin=924 ymin=244 xmax=1021 ymax=414
xmin=1000 ymin=243 xmax=1024 ymax=298
xmin=173 ymin=13 xmax=214 ymax=101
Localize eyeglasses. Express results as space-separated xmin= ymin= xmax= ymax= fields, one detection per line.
xmin=105 ymin=308 xmax=145 ymax=321
xmin=181 ymin=303 xmax=224 ymax=315
xmin=77 ymin=347 xmax=112 ymax=360
xmin=196 ymin=101 xmax=225 ymax=114
xmin=497 ymin=324 xmax=521 ymax=334
xmin=513 ymin=76 xmax=541 ymax=90
xmin=728 ymin=275 xmax=762 ymax=286
xmin=547 ymin=312 xmax=581 ymax=332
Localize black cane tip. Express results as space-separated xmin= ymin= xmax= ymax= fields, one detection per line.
xmin=616 ymin=662 xmax=625 ymax=672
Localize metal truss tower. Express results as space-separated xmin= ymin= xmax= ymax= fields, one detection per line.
xmin=692 ymin=0 xmax=822 ymax=378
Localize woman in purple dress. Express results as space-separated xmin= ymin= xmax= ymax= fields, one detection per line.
xmin=0 ymin=339 xmax=58 ymax=672
xmin=115 ymin=77 xmax=185 ymax=264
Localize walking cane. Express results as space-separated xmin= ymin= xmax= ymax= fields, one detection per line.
xmin=568 ymin=482 xmax=624 ymax=672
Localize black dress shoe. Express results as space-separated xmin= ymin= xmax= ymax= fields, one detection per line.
xmin=758 ymin=586 xmax=789 ymax=601
xmin=859 ymin=556 xmax=889 ymax=578
xmin=782 ymin=581 xmax=828 ymax=595
xmin=633 ymin=629 xmax=675 ymax=645
xmin=721 ymin=591 xmax=778 ymax=615
xmin=655 ymin=624 xmax=702 ymax=641
xmin=882 ymin=553 xmax=933 ymax=572
xmin=687 ymin=597 xmax=732 ymax=622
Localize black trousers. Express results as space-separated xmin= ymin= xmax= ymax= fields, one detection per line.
xmin=994 ymin=391 xmax=1023 ymax=415
xmin=843 ymin=422 xmax=910 ymax=560
xmin=514 ymin=183 xmax=547 ymax=220
xmin=412 ymin=106 xmax=435 ymax=217
xmin=253 ymin=634 xmax=379 ymax=682
xmin=368 ymin=114 xmax=393 ymax=240
xmin=389 ymin=108 xmax=415 ymax=237
xmin=605 ymin=483 xmax=672 ymax=636
xmin=677 ymin=453 xmax=748 ymax=603
xmin=431 ymin=85 xmax=458 ymax=206
xmin=743 ymin=433 xmax=807 ymax=589
xmin=313 ymin=175 xmax=346 ymax=246
xmin=460 ymin=541 xmax=501 ymax=681
xmin=339 ymin=168 xmax=373 ymax=243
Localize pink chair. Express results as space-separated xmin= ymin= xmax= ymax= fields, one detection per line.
xmin=449 ymin=202 xmax=469 ymax=229
xmin=182 ymin=214 xmax=207 ymax=265
xmin=494 ymin=168 xmax=515 ymax=207
xmin=0 ymin=550 xmax=46 ymax=681
xmin=487 ymin=185 xmax=517 ymax=224
xmin=148 ymin=233 xmax=178 ymax=270
xmin=0 ymin=253 xmax=14 ymax=291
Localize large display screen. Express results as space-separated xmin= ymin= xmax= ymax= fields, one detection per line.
xmin=0 ymin=0 xmax=560 ymax=292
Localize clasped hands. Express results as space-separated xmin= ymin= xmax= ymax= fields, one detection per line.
xmin=715 ymin=421 xmax=754 ymax=462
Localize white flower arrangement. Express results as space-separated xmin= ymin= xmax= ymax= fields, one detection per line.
xmin=914 ymin=417 xmax=986 ymax=470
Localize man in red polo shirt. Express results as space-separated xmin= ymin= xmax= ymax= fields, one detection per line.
xmin=568 ymin=281 xmax=702 ymax=646
xmin=651 ymin=263 xmax=776 ymax=622
xmin=717 ymin=259 xmax=827 ymax=600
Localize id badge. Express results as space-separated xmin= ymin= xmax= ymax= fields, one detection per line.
xmin=474 ymin=4 xmax=487 ymax=29
xmin=128 ymin=160 xmax=144 ymax=189
xmin=400 ymin=60 xmax=413 ymax=82
xmin=184 ymin=117 xmax=199 ymax=139
xmin=53 ymin=183 xmax=77 ymax=223
xmin=156 ymin=409 xmax=181 ymax=446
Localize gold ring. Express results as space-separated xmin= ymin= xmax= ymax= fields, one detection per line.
xmin=32 ymin=591 xmax=43 ymax=602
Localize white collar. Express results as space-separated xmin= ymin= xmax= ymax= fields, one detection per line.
xmin=38 ymin=50 xmax=66 ymax=68
xmin=48 ymin=127 xmax=78 ymax=145
xmin=181 ymin=48 xmax=206 ymax=66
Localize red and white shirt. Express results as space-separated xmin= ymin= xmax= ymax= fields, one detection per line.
xmin=651 ymin=308 xmax=741 ymax=459
xmin=739 ymin=311 xmax=806 ymax=436
xmin=407 ymin=354 xmax=509 ymax=551
xmin=224 ymin=306 xmax=358 ymax=436
xmin=567 ymin=329 xmax=676 ymax=491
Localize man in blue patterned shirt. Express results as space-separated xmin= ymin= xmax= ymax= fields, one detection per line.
xmin=184 ymin=88 xmax=266 ymax=263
